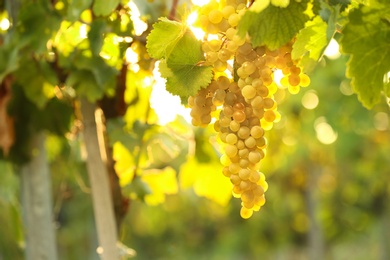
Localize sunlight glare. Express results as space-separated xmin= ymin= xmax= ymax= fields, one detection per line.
xmin=125 ymin=47 xmax=139 ymax=64
xmin=187 ymin=11 xmax=206 ymax=40
xmin=314 ymin=117 xmax=338 ymax=145
xmin=273 ymin=69 xmax=284 ymax=87
xmin=128 ymin=1 xmax=148 ymax=36
xmin=150 ymin=61 xmax=192 ymax=125
xmin=324 ymin=39 xmax=341 ymax=60
xmin=192 ymin=0 xmax=211 ymax=6
xmin=79 ymin=24 xmax=88 ymax=39
xmin=0 ymin=18 xmax=10 ymax=31
xmin=301 ymin=90 xmax=319 ymax=110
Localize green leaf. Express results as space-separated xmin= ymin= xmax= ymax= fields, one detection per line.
xmin=147 ymin=18 xmax=213 ymax=100
xmin=292 ymin=16 xmax=328 ymax=61
xmin=146 ymin=17 xmax=184 ymax=60
xmin=93 ymin=0 xmax=120 ymax=16
xmin=14 ymin=59 xmax=56 ymax=109
xmin=0 ymin=45 xmax=19 ymax=83
xmin=88 ymin=19 xmax=107 ymax=56
xmin=67 ymin=0 xmax=93 ymax=22
xmin=340 ymin=1 xmax=390 ymax=108
xmin=18 ymin=3 xmax=61 ymax=53
xmin=32 ymin=99 xmax=73 ymax=135
xmin=66 ymin=70 xmax=103 ymax=102
xmin=71 ymin=53 xmax=118 ymax=92
xmin=238 ymin=0 xmax=310 ymax=50
xmin=159 ymin=60 xmax=213 ymax=101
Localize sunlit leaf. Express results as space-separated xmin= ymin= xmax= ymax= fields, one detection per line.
xmin=92 ymin=0 xmax=120 ymax=17
xmin=88 ymin=19 xmax=107 ymax=56
xmin=146 ymin=17 xmax=184 ymax=60
xmin=180 ymin=158 xmax=232 ymax=207
xmin=292 ymin=16 xmax=328 ymax=61
xmin=141 ymin=167 xmax=179 ymax=205
xmin=238 ymin=0 xmax=310 ymax=50
xmin=340 ymin=1 xmax=390 ymax=108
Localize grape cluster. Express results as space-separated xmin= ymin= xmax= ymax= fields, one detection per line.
xmin=188 ymin=0 xmax=310 ymax=219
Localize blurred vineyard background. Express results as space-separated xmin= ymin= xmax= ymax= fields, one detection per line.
xmin=1 ymin=0 xmax=390 ymax=259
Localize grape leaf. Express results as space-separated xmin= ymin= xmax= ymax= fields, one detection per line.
xmin=72 ymin=53 xmax=117 ymax=92
xmin=141 ymin=167 xmax=178 ymax=205
xmin=340 ymin=1 xmax=390 ymax=108
xmin=147 ymin=19 xmax=213 ymax=101
xmin=66 ymin=0 xmax=93 ymax=22
xmin=18 ymin=3 xmax=61 ymax=53
xmin=0 ymin=45 xmax=19 ymax=83
xmin=238 ymin=0 xmax=310 ymax=50
xmin=159 ymin=60 xmax=212 ymax=102
xmin=292 ymin=16 xmax=328 ymax=61
xmin=92 ymin=0 xmax=120 ymax=17
xmin=66 ymin=70 xmax=103 ymax=102
xmin=146 ymin=17 xmax=184 ymax=60
xmin=14 ymin=59 xmax=56 ymax=109
xmin=88 ymin=19 xmax=107 ymax=56
xmin=179 ymin=158 xmax=232 ymax=207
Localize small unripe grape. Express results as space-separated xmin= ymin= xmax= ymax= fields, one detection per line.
xmin=239 ymin=158 xmax=250 ymax=168
xmin=241 ymin=61 xmax=256 ymax=75
xmin=254 ymin=194 xmax=266 ymax=206
xmin=237 ymin=126 xmax=250 ymax=139
xmin=248 ymin=150 xmax=262 ymax=164
xmin=256 ymin=137 xmax=266 ymax=148
xmin=242 ymin=85 xmax=256 ymax=99
xmin=249 ymin=170 xmax=261 ymax=183
xmin=230 ymin=174 xmax=241 ymax=185
xmin=251 ymin=96 xmax=264 ymax=109
xmin=238 ymin=169 xmax=251 ymax=180
xmin=264 ymin=110 xmax=276 ymax=122
xmin=229 ymin=163 xmax=240 ymax=174
xmin=240 ymin=207 xmax=253 ymax=219
xmin=223 ymin=105 xmax=234 ymax=117
xmin=218 ymin=48 xmax=233 ymax=62
xmin=241 ymin=190 xmax=254 ymax=204
xmin=263 ymin=98 xmax=275 ymax=109
xmin=253 ymin=185 xmax=265 ymax=197
xmin=233 ymin=110 xmax=246 ymax=123
xmin=209 ymin=39 xmax=222 ymax=52
xmin=229 ymin=120 xmax=240 ymax=132
xmin=240 ymin=180 xmax=251 ymax=191
xmin=288 ymin=74 xmax=301 ymax=86
xmin=238 ymin=148 xmax=249 ymax=158
xmin=225 ymin=144 xmax=238 ymax=158
xmin=257 ymin=86 xmax=269 ymax=97
xmin=245 ymin=136 xmax=257 ymax=148
xmin=225 ymin=27 xmax=237 ymax=40
xmin=300 ymin=73 xmax=310 ymax=87
xmin=214 ymin=60 xmax=227 ymax=72
xmin=255 ymin=46 xmax=266 ymax=56
xmin=236 ymin=140 xmax=245 ymax=150
xmin=228 ymin=13 xmax=240 ymax=26
xmin=208 ymin=10 xmax=223 ymax=24
xmin=222 ymin=5 xmax=236 ymax=18
xmin=206 ymin=51 xmax=218 ymax=63
xmin=233 ymin=102 xmax=245 ymax=111
xmin=222 ymin=167 xmax=231 ymax=177
xmin=290 ymin=66 xmax=301 ymax=75
xmin=226 ymin=133 xmax=238 ymax=144
xmin=243 ymin=201 xmax=255 ymax=210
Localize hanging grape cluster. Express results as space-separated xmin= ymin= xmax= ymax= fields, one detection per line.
xmin=188 ymin=0 xmax=310 ymax=218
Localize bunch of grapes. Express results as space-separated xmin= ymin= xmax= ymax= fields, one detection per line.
xmin=187 ymin=0 xmax=310 ymax=218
